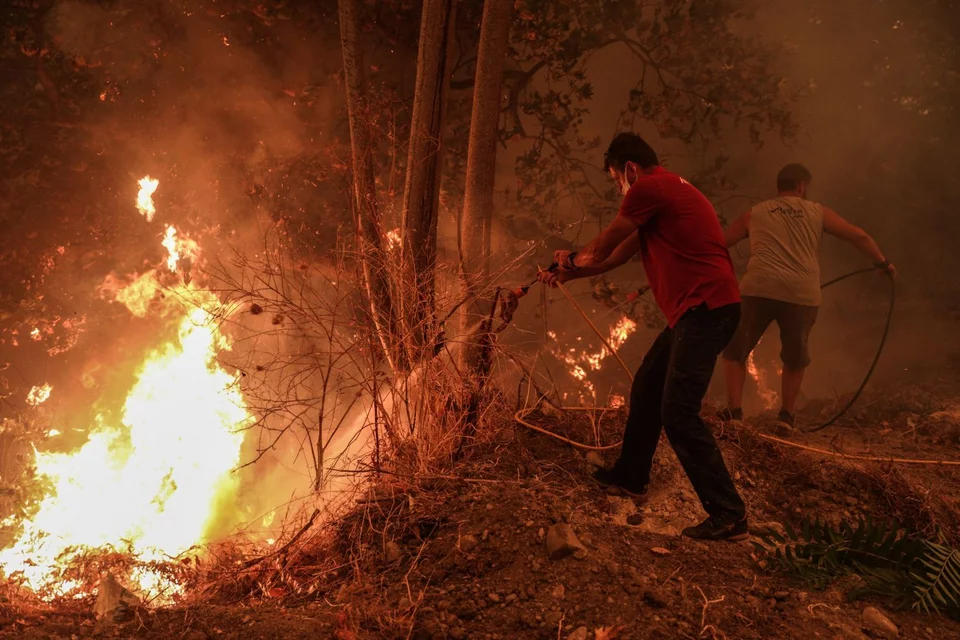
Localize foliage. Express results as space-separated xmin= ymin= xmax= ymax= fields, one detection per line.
xmin=755 ymin=516 xmax=960 ymax=616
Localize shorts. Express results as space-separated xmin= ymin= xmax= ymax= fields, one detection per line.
xmin=722 ymin=296 xmax=819 ymax=369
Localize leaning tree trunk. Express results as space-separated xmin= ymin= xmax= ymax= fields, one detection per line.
xmin=337 ymin=0 xmax=401 ymax=373
xmin=400 ymin=0 xmax=458 ymax=357
xmin=459 ymin=0 xmax=513 ymax=371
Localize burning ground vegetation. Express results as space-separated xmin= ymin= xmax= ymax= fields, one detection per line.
xmin=4 ymin=359 xmax=960 ymax=639
xmin=0 ymin=180 xmax=957 ymax=640
xmin=0 ymin=169 xmax=955 ymax=640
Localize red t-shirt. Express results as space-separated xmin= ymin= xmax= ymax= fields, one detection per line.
xmin=617 ymin=167 xmax=740 ymax=327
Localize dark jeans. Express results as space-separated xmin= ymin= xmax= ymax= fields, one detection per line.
xmin=613 ymin=302 xmax=746 ymax=520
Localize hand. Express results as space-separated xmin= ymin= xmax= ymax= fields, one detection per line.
xmin=876 ymin=259 xmax=897 ymax=278
xmin=553 ymin=250 xmax=578 ymax=272
xmin=537 ymin=267 xmax=572 ymax=288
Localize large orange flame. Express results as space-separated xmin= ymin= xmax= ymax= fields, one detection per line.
xmin=0 ymin=178 xmax=249 ymax=598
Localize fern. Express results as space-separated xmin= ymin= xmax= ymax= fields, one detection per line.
xmin=754 ymin=517 xmax=960 ymax=616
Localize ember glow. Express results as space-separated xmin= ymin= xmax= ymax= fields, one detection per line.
xmin=26 ymin=384 xmax=52 ymax=406
xmin=136 ymin=176 xmax=159 ymax=221
xmin=0 ymin=177 xmax=249 ymax=598
xmin=385 ymin=228 xmax=402 ymax=251
xmin=551 ymin=316 xmax=637 ymax=397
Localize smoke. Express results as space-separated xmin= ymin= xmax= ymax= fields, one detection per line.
xmin=497 ymin=0 xmax=960 ymax=409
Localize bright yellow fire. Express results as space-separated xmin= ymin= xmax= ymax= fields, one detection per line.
xmin=161 ymin=225 xmax=199 ymax=273
xmin=0 ymin=178 xmax=249 ymax=598
xmin=136 ymin=176 xmax=159 ymax=221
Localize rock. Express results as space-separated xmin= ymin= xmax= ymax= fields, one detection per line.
xmin=545 ymin=610 xmax=564 ymax=626
xmin=643 ymin=589 xmax=669 ymax=608
xmin=488 ymin=593 xmax=501 ymax=603
xmin=385 ymin=541 xmax=403 ymax=562
xmin=626 ymin=513 xmax=644 ymax=526
xmin=585 ymin=451 xmax=605 ymax=468
xmin=449 ymin=629 xmax=467 ymax=640
xmin=651 ymin=547 xmax=671 ymax=556
xmin=398 ymin=597 xmax=412 ymax=610
xmin=773 ymin=591 xmax=790 ymax=601
xmin=862 ymin=607 xmax=898 ymax=637
xmin=545 ymin=524 xmax=586 ymax=560
xmin=505 ymin=593 xmax=518 ymax=603
xmin=550 ymin=584 xmax=565 ymax=599
xmin=845 ymin=496 xmax=859 ymax=506
xmin=94 ymin=573 xmax=140 ymax=621
xmin=460 ymin=535 xmax=479 ymax=553
xmin=567 ymin=627 xmax=589 ymax=640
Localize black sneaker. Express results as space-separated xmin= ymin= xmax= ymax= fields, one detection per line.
xmin=776 ymin=410 xmax=796 ymax=432
xmin=592 ymin=467 xmax=648 ymax=504
xmin=715 ymin=407 xmax=743 ymax=425
xmin=682 ymin=515 xmax=749 ymax=542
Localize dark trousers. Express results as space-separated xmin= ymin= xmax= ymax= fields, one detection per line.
xmin=613 ymin=302 xmax=746 ymax=520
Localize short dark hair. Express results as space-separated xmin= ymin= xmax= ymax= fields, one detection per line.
xmin=603 ymin=133 xmax=660 ymax=172
xmin=777 ymin=163 xmax=812 ymax=192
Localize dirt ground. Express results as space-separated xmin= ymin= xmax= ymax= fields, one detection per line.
xmin=4 ymin=369 xmax=960 ymax=639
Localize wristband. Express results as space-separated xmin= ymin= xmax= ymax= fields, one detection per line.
xmin=874 ymin=259 xmax=890 ymax=270
xmin=563 ymin=251 xmax=580 ymax=271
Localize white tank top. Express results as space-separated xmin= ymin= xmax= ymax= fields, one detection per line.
xmin=739 ymin=196 xmax=824 ymax=306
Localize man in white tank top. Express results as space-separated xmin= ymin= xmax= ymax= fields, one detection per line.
xmin=717 ymin=164 xmax=895 ymax=430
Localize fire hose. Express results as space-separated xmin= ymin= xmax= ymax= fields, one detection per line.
xmin=513 ymin=266 xmax=960 ymax=466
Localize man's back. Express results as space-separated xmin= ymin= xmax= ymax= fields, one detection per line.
xmin=740 ymin=196 xmax=823 ymax=306
xmin=620 ymin=167 xmax=740 ymax=327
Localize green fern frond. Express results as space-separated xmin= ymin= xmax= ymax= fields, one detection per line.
xmin=756 ymin=516 xmax=960 ymax=616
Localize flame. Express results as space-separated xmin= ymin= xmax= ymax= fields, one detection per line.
xmin=0 ymin=177 xmax=249 ymax=598
xmin=385 ymin=228 xmax=401 ymax=251
xmin=161 ymin=226 xmax=199 ymax=273
xmin=746 ymin=339 xmax=778 ymax=409
xmin=136 ymin=176 xmax=159 ymax=221
xmin=550 ymin=316 xmax=637 ymax=399
xmin=26 ymin=384 xmax=52 ymax=406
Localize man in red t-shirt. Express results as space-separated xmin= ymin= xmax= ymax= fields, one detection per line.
xmin=539 ymin=133 xmax=747 ymax=541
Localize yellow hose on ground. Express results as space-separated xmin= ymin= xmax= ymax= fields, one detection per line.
xmin=514 ymin=282 xmax=960 ymax=467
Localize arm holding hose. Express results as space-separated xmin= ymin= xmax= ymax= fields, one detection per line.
xmin=822 ymin=207 xmax=897 ymax=277
xmin=539 ymin=233 xmax=641 ymax=288
xmin=724 ymin=210 xmax=751 ymax=247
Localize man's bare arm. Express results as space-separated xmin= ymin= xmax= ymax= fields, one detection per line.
xmin=572 ymin=216 xmax=639 ymax=267
xmin=724 ymin=210 xmax=750 ymax=247
xmin=822 ymin=207 xmax=885 ymax=263
xmin=822 ymin=207 xmax=895 ymax=276
xmin=540 ymin=234 xmax=640 ymax=286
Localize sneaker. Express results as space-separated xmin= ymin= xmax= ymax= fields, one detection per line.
xmin=776 ymin=410 xmax=796 ymax=432
xmin=715 ymin=407 xmax=743 ymax=425
xmin=682 ymin=515 xmax=749 ymax=542
xmin=591 ymin=467 xmax=648 ymax=504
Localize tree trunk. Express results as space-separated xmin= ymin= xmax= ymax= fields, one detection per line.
xmin=400 ymin=0 xmax=458 ymax=355
xmin=459 ymin=0 xmax=513 ymax=369
xmin=337 ymin=0 xmax=401 ymax=372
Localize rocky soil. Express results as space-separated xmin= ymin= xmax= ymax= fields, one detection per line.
xmin=4 ymin=374 xmax=960 ymax=639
